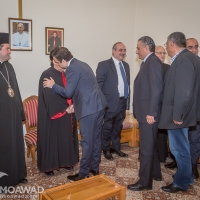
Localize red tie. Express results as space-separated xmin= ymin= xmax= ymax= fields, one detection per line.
xmin=62 ymin=72 xmax=72 ymax=105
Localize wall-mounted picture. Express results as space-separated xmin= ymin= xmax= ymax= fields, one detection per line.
xmin=45 ymin=27 xmax=64 ymax=55
xmin=9 ymin=18 xmax=32 ymax=51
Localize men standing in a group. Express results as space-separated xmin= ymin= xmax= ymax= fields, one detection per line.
xmin=43 ymin=47 xmax=107 ymax=181
xmin=186 ymin=38 xmax=200 ymax=179
xmin=96 ymin=42 xmax=130 ymax=161
xmin=128 ymin=36 xmax=163 ymax=191
xmin=159 ymin=32 xmax=200 ymax=193
xmin=0 ymin=33 xmax=27 ymax=193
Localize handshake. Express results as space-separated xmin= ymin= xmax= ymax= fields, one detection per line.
xmin=66 ymin=105 xmax=74 ymax=114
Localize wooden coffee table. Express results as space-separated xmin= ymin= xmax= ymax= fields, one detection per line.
xmin=40 ymin=174 xmax=126 ymax=200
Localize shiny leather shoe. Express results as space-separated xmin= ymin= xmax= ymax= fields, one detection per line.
xmin=103 ymin=150 xmax=114 ymax=161
xmin=45 ymin=171 xmax=54 ymax=176
xmin=67 ymin=173 xmax=88 ymax=182
xmin=110 ymin=149 xmax=128 ymax=157
xmin=19 ymin=178 xmax=28 ymax=184
xmin=164 ymin=160 xmax=177 ymax=169
xmin=89 ymin=170 xmax=99 ymax=176
xmin=192 ymin=166 xmax=199 ymax=179
xmin=65 ymin=166 xmax=74 ymax=171
xmin=127 ymin=181 xmax=152 ymax=191
xmin=161 ymin=183 xmax=186 ymax=193
xmin=153 ymin=177 xmax=162 ymax=181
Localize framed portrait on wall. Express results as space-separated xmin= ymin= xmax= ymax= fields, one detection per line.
xmin=45 ymin=27 xmax=64 ymax=55
xmin=9 ymin=18 xmax=32 ymax=51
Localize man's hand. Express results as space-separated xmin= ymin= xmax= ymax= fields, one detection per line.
xmin=146 ymin=115 xmax=155 ymax=124
xmin=43 ymin=77 xmax=55 ymax=88
xmin=66 ymin=105 xmax=74 ymax=114
xmin=173 ymin=120 xmax=183 ymax=125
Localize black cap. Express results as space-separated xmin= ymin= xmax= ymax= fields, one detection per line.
xmin=0 ymin=33 xmax=9 ymax=45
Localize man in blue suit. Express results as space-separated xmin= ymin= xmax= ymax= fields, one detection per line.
xmin=43 ymin=47 xmax=107 ymax=181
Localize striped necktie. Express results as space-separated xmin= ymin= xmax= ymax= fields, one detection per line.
xmin=119 ymin=62 xmax=128 ymax=98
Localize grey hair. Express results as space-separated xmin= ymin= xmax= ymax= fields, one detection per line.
xmin=138 ymin=36 xmax=155 ymax=52
xmin=167 ymin=32 xmax=186 ymax=47
xmin=112 ymin=42 xmax=123 ymax=50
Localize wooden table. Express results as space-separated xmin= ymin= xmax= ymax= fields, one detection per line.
xmin=40 ymin=174 xmax=126 ymax=200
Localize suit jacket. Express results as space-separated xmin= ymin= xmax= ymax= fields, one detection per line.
xmin=133 ymin=53 xmax=164 ymax=123
xmin=159 ymin=49 xmax=200 ymax=129
xmin=163 ymin=63 xmax=170 ymax=77
xmin=52 ymin=58 xmax=107 ymax=120
xmin=96 ymin=58 xmax=130 ymax=112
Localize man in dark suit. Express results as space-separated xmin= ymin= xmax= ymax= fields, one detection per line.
xmin=128 ymin=36 xmax=163 ymax=191
xmin=159 ymin=32 xmax=200 ymax=193
xmin=96 ymin=42 xmax=130 ymax=161
xmin=186 ymin=38 xmax=200 ymax=179
xmin=43 ymin=47 xmax=107 ymax=181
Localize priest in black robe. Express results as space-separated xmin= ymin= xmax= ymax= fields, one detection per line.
xmin=37 ymin=49 xmax=79 ymax=175
xmin=0 ymin=33 xmax=27 ymax=191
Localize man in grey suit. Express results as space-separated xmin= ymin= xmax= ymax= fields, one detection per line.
xmin=128 ymin=36 xmax=163 ymax=191
xmin=43 ymin=47 xmax=107 ymax=181
xmin=96 ymin=42 xmax=130 ymax=161
xmin=160 ymin=32 xmax=200 ymax=193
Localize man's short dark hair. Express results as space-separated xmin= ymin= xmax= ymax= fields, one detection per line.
xmin=49 ymin=47 xmax=59 ymax=67
xmin=112 ymin=42 xmax=122 ymax=50
xmin=52 ymin=47 xmax=73 ymax=62
xmin=138 ymin=36 xmax=155 ymax=52
xmin=167 ymin=32 xmax=186 ymax=47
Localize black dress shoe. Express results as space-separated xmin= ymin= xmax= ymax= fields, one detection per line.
xmin=153 ymin=177 xmax=162 ymax=181
xmin=165 ymin=160 xmax=177 ymax=169
xmin=65 ymin=166 xmax=74 ymax=171
xmin=89 ymin=170 xmax=99 ymax=176
xmin=192 ymin=166 xmax=199 ymax=179
xmin=161 ymin=183 xmax=186 ymax=193
xmin=19 ymin=178 xmax=28 ymax=183
xmin=67 ymin=173 xmax=88 ymax=182
xmin=45 ymin=171 xmax=54 ymax=176
xmin=127 ymin=181 xmax=152 ymax=191
xmin=110 ymin=149 xmax=128 ymax=157
xmin=103 ymin=150 xmax=114 ymax=161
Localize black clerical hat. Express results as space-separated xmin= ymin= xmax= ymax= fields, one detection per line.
xmin=0 ymin=33 xmax=9 ymax=45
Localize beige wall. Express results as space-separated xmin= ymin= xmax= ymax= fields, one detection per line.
xmin=0 ymin=0 xmax=200 ymax=110
xmin=0 ymin=0 xmax=136 ymax=101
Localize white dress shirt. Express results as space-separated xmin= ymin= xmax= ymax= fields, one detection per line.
xmin=112 ymin=56 xmax=127 ymax=97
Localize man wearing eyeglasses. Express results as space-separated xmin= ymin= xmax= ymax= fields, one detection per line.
xmin=159 ymin=32 xmax=200 ymax=193
xmin=186 ymin=38 xmax=200 ymax=179
xmin=96 ymin=42 xmax=130 ymax=161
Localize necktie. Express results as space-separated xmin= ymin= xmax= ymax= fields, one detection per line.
xmin=119 ymin=62 xmax=128 ymax=98
xmin=140 ymin=61 xmax=145 ymax=71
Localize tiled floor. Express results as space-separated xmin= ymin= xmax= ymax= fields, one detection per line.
xmin=1 ymin=144 xmax=200 ymax=200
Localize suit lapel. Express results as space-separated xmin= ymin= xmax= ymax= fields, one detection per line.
xmin=134 ymin=53 xmax=154 ymax=82
xmin=109 ymin=58 xmax=118 ymax=78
